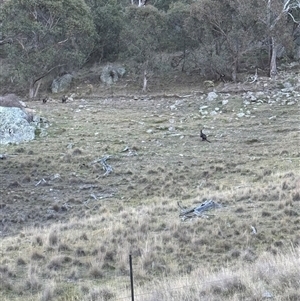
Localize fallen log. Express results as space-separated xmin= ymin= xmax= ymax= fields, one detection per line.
xmin=178 ymin=200 xmax=222 ymax=221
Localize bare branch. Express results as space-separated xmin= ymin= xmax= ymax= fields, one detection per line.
xmin=270 ymin=0 xmax=300 ymax=30
xmin=288 ymin=12 xmax=300 ymax=23
xmin=32 ymin=64 xmax=66 ymax=86
xmin=15 ymin=38 xmax=26 ymax=50
xmin=0 ymin=38 xmax=13 ymax=45
xmin=58 ymin=38 xmax=68 ymax=44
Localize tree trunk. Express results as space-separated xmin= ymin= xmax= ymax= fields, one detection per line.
xmin=142 ymin=69 xmax=148 ymax=92
xmin=28 ymin=79 xmax=41 ymax=99
xmin=231 ymin=57 xmax=238 ymax=82
xmin=270 ymin=36 xmax=277 ymax=78
xmin=29 ymin=80 xmax=35 ymax=99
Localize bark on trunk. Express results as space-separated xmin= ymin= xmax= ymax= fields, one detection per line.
xmin=270 ymin=37 xmax=277 ymax=79
xmin=29 ymin=79 xmax=41 ymax=99
xmin=142 ymin=70 xmax=147 ymax=92
xmin=231 ymin=57 xmax=238 ymax=82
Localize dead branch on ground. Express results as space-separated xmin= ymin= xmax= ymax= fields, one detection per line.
xmin=178 ymin=200 xmax=222 ymax=221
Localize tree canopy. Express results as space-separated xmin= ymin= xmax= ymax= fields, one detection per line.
xmin=2 ymin=0 xmax=96 ymax=97
xmin=1 ymin=0 xmax=299 ymax=96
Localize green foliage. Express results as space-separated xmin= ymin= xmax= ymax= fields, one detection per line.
xmin=119 ymin=5 xmax=166 ymax=68
xmin=87 ymin=0 xmax=124 ymax=61
xmin=153 ymin=0 xmax=194 ymax=12
xmin=186 ymin=0 xmax=272 ymax=79
xmin=164 ymin=2 xmax=197 ymax=52
xmin=1 ymin=0 xmax=298 ymax=92
xmin=2 ymin=0 xmax=96 ymax=95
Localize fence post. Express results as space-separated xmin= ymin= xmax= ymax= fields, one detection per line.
xmin=129 ymin=254 xmax=134 ymax=301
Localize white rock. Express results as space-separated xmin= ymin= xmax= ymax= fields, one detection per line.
xmin=222 ymin=99 xmax=228 ymax=105
xmin=287 ymin=101 xmax=295 ymax=105
xmin=200 ymin=110 xmax=208 ymax=115
xmin=256 ymin=92 xmax=265 ymax=97
xmin=237 ymin=112 xmax=245 ymax=118
xmin=206 ymin=92 xmax=218 ymax=101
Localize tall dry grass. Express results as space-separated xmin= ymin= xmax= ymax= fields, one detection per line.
xmin=0 ymin=173 xmax=299 ymax=301
xmin=134 ymin=246 xmax=300 ymax=301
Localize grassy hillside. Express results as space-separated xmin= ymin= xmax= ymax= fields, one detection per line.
xmin=0 ymin=71 xmax=299 ymax=300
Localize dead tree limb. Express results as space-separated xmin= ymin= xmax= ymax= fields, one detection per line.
xmin=92 ymin=155 xmax=113 ymax=176
xmin=178 ymin=200 xmax=222 ymax=220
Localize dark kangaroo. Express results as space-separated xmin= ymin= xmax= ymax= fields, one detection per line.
xmin=200 ymin=130 xmax=211 ymax=143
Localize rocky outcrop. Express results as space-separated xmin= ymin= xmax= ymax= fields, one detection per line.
xmin=51 ymin=74 xmax=73 ymax=93
xmin=197 ymin=73 xmax=300 ymax=119
xmin=0 ymin=93 xmax=25 ymax=109
xmin=0 ymin=107 xmax=36 ymax=144
xmin=0 ymin=94 xmax=48 ymax=144
xmin=100 ymin=65 xmax=126 ymax=85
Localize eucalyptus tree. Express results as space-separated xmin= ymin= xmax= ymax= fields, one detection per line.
xmin=187 ymin=0 xmax=300 ymax=80
xmin=187 ymin=0 xmax=264 ymax=81
xmin=2 ymin=0 xmax=96 ymax=98
xmin=119 ymin=4 xmax=166 ymax=90
xmin=165 ymin=2 xmax=198 ymax=72
xmin=85 ymin=0 xmax=124 ymax=62
xmin=259 ymin=0 xmax=300 ymax=77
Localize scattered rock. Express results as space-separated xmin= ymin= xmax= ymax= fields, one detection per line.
xmin=262 ymin=290 xmax=273 ymax=299
xmin=51 ymin=74 xmax=73 ymax=93
xmin=0 ymin=154 xmax=7 ymax=160
xmin=206 ymin=91 xmax=218 ymax=101
xmin=222 ymin=99 xmax=228 ymax=105
xmin=203 ymin=80 xmax=215 ymax=87
xmin=0 ymin=107 xmax=35 ymax=144
xmin=236 ymin=112 xmax=245 ymax=118
xmin=100 ymin=65 xmax=126 ymax=85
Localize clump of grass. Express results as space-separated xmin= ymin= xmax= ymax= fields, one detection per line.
xmin=72 ymin=148 xmax=83 ymax=156
xmin=47 ymin=255 xmax=72 ymax=270
xmin=209 ymin=276 xmax=246 ymax=297
xmin=31 ymin=251 xmax=45 ymax=261
xmin=40 ymin=283 xmax=55 ymax=301
xmin=58 ymin=242 xmax=71 ymax=252
xmin=89 ymin=264 xmax=104 ymax=279
xmin=0 ymin=265 xmax=14 ymax=292
xmin=48 ymin=231 xmax=59 ymax=246
xmin=292 ymin=192 xmax=300 ymax=201
xmin=88 ymin=288 xmax=115 ymax=301
xmin=80 ymin=233 xmax=88 ymax=240
xmin=16 ymin=257 xmax=26 ymax=266
xmin=24 ymin=264 xmax=42 ymax=293
xmin=75 ymin=247 xmax=86 ymax=257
